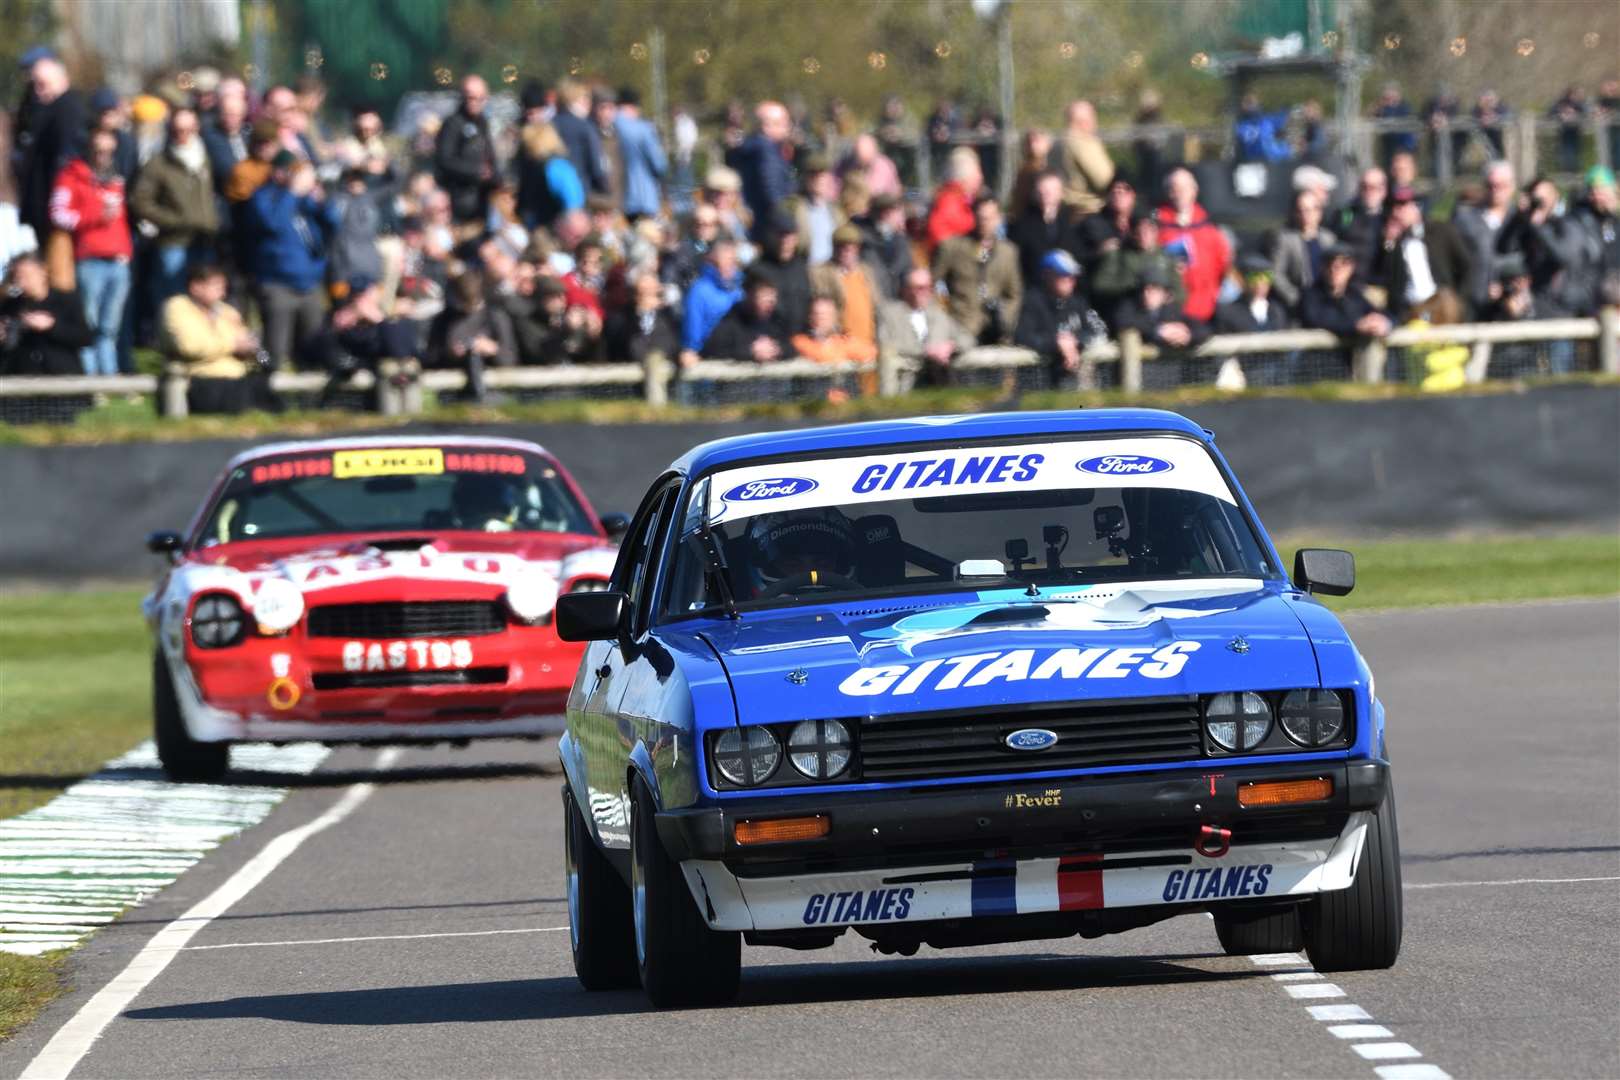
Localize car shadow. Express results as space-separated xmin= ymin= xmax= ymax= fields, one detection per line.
xmin=123 ymin=952 xmax=1255 ymax=1024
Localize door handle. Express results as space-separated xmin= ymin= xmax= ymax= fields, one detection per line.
xmin=594 ymin=664 xmax=612 ymax=679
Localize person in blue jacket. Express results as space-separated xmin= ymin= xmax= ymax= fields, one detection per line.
xmin=243 ymin=151 xmax=339 ymax=369
xmin=613 ymin=88 xmax=668 ymax=221
xmin=727 ymin=102 xmax=794 ymax=242
xmin=1233 ymin=94 xmax=1294 ymax=164
xmin=680 ymin=236 xmax=744 ymax=361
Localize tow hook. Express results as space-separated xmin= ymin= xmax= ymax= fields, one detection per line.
xmin=1195 ymin=825 xmax=1232 ymax=858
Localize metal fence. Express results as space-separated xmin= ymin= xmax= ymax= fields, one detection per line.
xmin=1 ymin=310 xmax=1614 ymax=426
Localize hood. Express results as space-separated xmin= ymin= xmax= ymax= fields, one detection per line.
xmin=701 ymin=579 xmax=1320 ymax=725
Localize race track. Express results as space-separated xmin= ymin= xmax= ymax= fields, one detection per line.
xmin=5 ymin=599 xmax=1618 ymax=1079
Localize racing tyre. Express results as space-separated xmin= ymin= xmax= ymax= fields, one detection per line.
xmin=630 ymin=782 xmax=741 ymax=1007
xmin=152 ymin=652 xmax=228 ymax=783
xmin=563 ymin=785 xmax=638 ymax=990
xmin=1300 ymin=785 xmax=1403 ymax=972
xmin=1214 ymin=906 xmax=1304 ymax=955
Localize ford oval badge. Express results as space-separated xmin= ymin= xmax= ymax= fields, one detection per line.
xmin=1005 ymin=728 xmax=1059 ymax=752
xmin=1077 ymin=454 xmax=1174 ymax=476
xmin=722 ymin=476 xmax=819 ymax=503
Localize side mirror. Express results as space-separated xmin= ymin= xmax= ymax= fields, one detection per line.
xmin=600 ymin=512 xmax=631 ymax=541
xmin=556 ymin=590 xmax=628 ymax=642
xmin=147 ymin=530 xmax=183 ymax=557
xmin=1293 ymin=548 xmax=1355 ymax=596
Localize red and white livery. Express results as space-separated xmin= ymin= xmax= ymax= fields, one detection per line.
xmin=143 ymin=435 xmax=621 ymax=780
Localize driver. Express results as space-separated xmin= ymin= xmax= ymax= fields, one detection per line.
xmin=743 ymin=508 xmax=858 ymax=597
xmin=450 ymin=473 xmax=523 ymax=532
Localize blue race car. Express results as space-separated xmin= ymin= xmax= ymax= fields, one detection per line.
xmin=556 ymin=410 xmax=1398 ymax=1007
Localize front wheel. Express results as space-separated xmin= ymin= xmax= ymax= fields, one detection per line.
xmin=153 ymin=652 xmax=228 ymax=783
xmin=563 ymin=785 xmax=638 ymax=990
xmin=630 ymin=782 xmax=740 ymax=1007
xmin=1300 ymin=784 xmax=1403 ymax=971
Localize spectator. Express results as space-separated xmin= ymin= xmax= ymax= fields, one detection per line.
xmin=701 ymin=166 xmax=755 ymax=263
xmin=434 ymin=75 xmax=496 ymax=225
xmin=293 ymin=73 xmax=334 ymax=161
xmin=1075 ymin=176 xmax=1136 ymax=273
xmin=1567 ymin=166 xmax=1619 ymax=315
xmin=1092 ymin=211 xmax=1184 ymax=329
xmin=1007 ymin=127 xmax=1053 ymax=219
xmin=877 ymin=265 xmax=973 ymax=386
xmin=613 ymin=88 xmax=666 ymax=221
xmin=669 ymin=203 xmax=722 ymax=290
xmin=857 ymin=192 xmax=911 ymax=296
xmin=1453 ymin=161 xmax=1517 ymax=314
xmin=515 ymin=118 xmax=583 ymax=231
xmin=550 ymin=80 xmax=599 ymax=196
xmin=561 ymin=232 xmax=607 ymax=320
xmin=1009 ymin=171 xmax=1078 ymax=286
xmin=1484 ymin=254 xmax=1547 ymax=322
xmin=243 ymin=154 xmax=338 ymax=369
xmin=1114 ymin=263 xmax=1209 ymax=352
xmin=1550 ymin=87 xmax=1589 ymax=174
xmin=427 ymin=269 xmax=518 ymax=399
xmin=875 ymin=94 xmax=916 ymax=184
xmin=1059 ymin=100 xmax=1114 ymax=217
xmin=130 ymin=107 xmax=218 ymax=306
xmin=87 ymin=88 xmax=138 ymax=187
xmin=1299 ymin=99 xmax=1330 ymax=163
xmin=328 ymin=166 xmax=384 ymax=290
xmin=810 ymin=223 xmax=884 ymax=351
xmin=261 ymin=86 xmax=315 ymax=162
xmin=731 ymin=100 xmax=794 ymax=237
xmin=1373 ymin=83 xmax=1417 ymax=167
xmin=159 ymin=262 xmax=277 ymax=414
xmin=0 ymin=252 xmax=92 ymax=375
xmin=1234 ymin=93 xmax=1292 ymax=163
xmin=1014 ymin=249 xmax=1106 ymax=388
xmin=925 ymin=146 xmax=983 ymax=254
xmin=13 ymin=54 xmax=85 ymax=243
xmin=49 ymin=129 xmax=131 ymax=375
xmin=1495 ymin=176 xmax=1583 ymax=314
xmin=1335 ymin=167 xmax=1387 ymax=276
xmin=332 ymin=106 xmax=395 ymax=193
xmin=1215 ymin=251 xmax=1291 ymax=333
xmin=1131 ymin=88 xmax=1169 ymax=195
xmin=1422 ymin=86 xmax=1467 ymax=173
xmin=702 ymin=266 xmax=794 ymax=361
xmin=840 ymin=133 xmax=901 ymax=203
xmin=1155 ymin=167 xmax=1230 ymax=323
xmin=202 ymin=84 xmax=250 ymax=195
xmin=1387 ymin=151 xmax=1422 ymax=213
xmin=225 ymin=119 xmax=280 ymax=206
xmin=604 ymin=268 xmax=681 ymax=365
xmin=752 ymin=213 xmax=812 ymax=335
xmin=592 ymin=89 xmax=622 ymax=207
xmin=1473 ymin=90 xmax=1510 ymax=159
xmin=792 ymin=293 xmax=877 ymax=365
xmin=301 ymin=275 xmax=420 ymax=400
xmin=680 ymin=235 xmax=744 ymax=362
xmin=925 ymin=98 xmax=959 ymax=181
xmin=788 ymin=155 xmax=840 ymax=265
xmin=933 ymin=194 xmax=1021 ymax=345
xmin=1269 ymin=188 xmax=1336 ymax=312
xmin=1300 ymin=245 xmax=1391 ymax=340
xmin=585 ymin=194 xmax=634 ymax=267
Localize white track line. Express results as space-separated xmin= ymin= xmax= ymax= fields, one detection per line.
xmin=183 ymin=925 xmax=571 ymax=951
xmin=20 ymin=747 xmax=399 ymax=1080
xmin=1405 ymin=875 xmax=1620 ymax=890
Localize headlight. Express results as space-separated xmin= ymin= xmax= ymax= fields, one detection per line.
xmin=191 ymin=593 xmax=246 ymax=648
xmin=1205 ymin=691 xmax=1273 ymax=752
xmin=712 ymin=726 xmax=781 ymax=786
xmin=568 ymin=578 xmax=611 ymax=594
xmin=1278 ymin=689 xmax=1346 ymax=747
xmin=787 ymin=719 xmax=852 ymax=780
xmin=252 ymin=578 xmax=305 ymax=635
xmin=505 ymin=573 xmax=560 ymax=624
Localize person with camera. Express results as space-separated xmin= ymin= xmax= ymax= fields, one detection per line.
xmin=160 ymin=262 xmax=280 ymax=414
xmin=242 ymin=152 xmax=338 ymax=370
xmin=932 ymin=193 xmax=1021 ymax=346
xmin=0 ymin=252 xmax=92 ymax=376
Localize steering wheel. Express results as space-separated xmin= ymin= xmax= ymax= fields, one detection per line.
xmin=757 ymin=570 xmax=862 ymax=599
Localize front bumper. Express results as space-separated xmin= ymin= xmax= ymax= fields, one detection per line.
xmin=660 ymin=759 xmax=1387 ymax=932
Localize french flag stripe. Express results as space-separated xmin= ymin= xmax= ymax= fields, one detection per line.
xmin=1058 ymin=854 xmax=1104 ymax=911
xmin=970 ymin=859 xmax=1017 ymax=916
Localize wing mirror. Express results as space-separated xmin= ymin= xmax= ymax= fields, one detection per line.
xmin=1293 ymin=548 xmax=1355 ymax=596
xmin=147 ymin=530 xmax=183 ymax=559
xmin=556 ymin=590 xmax=629 ymax=641
xmin=600 ymin=512 xmax=631 ymax=541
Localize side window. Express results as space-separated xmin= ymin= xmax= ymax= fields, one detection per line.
xmin=615 ymin=479 xmax=681 ymax=636
xmin=609 ymin=480 xmax=672 ymax=594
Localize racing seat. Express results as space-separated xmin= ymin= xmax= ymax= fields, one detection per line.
xmin=852 ymin=514 xmax=905 ymax=587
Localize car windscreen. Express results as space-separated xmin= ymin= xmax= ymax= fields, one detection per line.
xmin=198 ymin=446 xmax=596 ymax=544
xmin=661 ymin=437 xmax=1275 ymax=617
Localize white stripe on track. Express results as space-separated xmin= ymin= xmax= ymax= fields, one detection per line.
xmin=20 ymin=747 xmax=399 ymax=1080
xmin=1405 ymin=875 xmax=1620 ymax=890
xmin=182 ymin=925 xmax=572 ymax=952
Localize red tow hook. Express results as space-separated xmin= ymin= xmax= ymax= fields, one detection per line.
xmin=1196 ymin=825 xmax=1232 ymax=858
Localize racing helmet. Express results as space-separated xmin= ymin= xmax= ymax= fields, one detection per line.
xmin=743 ymin=508 xmax=857 ymax=594
xmin=450 ymin=473 xmax=522 ymax=532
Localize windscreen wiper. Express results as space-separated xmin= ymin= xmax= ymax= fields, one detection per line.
xmin=695 ymin=521 xmax=739 ymax=620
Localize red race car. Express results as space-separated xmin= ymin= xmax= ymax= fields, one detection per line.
xmin=142 ymin=436 xmax=625 ymax=780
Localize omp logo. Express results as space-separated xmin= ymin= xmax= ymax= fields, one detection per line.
xmin=1078 ymin=454 xmax=1174 ymax=476
xmin=1004 ymin=728 xmax=1059 ymax=751
xmin=723 ymin=477 xmax=818 ymax=503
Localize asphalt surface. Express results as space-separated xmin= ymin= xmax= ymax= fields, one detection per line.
xmin=4 ymin=598 xmax=1617 ymax=1079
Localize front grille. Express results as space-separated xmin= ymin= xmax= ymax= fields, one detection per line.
xmin=305 ymin=601 xmax=506 ymax=639
xmin=312 ymin=667 xmax=509 ymax=690
xmin=856 ymin=696 xmax=1203 ymax=782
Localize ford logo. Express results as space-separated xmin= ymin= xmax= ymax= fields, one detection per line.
xmin=1077 ymin=454 xmax=1174 ymax=476
xmin=722 ymin=477 xmax=819 ymax=503
xmin=1004 ymin=728 xmax=1059 ymax=752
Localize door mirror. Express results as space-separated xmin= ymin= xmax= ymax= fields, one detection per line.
xmin=1293 ymin=548 xmax=1355 ymax=596
xmin=600 ymin=512 xmax=632 ymax=540
xmin=556 ymin=590 xmax=629 ymax=641
xmin=147 ymin=530 xmax=183 ymax=557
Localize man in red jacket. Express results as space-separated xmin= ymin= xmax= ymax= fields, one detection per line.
xmin=925 ymin=146 xmax=984 ymax=256
xmin=49 ymin=128 xmax=132 ymax=374
xmin=1154 ymin=167 xmax=1231 ymax=324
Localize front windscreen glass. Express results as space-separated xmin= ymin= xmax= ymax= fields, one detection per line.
xmin=199 ymin=446 xmax=596 ymax=544
xmin=661 ymin=437 xmax=1275 ymax=617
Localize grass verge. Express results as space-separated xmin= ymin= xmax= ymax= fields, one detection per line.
xmin=0 ymin=951 xmax=64 ymax=1044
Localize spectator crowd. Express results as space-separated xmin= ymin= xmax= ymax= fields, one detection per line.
xmin=2 ymin=48 xmax=1618 ymax=413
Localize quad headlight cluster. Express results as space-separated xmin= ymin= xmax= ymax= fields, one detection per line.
xmin=710 ymin=719 xmax=853 ymax=789
xmin=1202 ymin=689 xmax=1349 ymax=754
xmin=190 ymin=593 xmax=247 ymax=649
